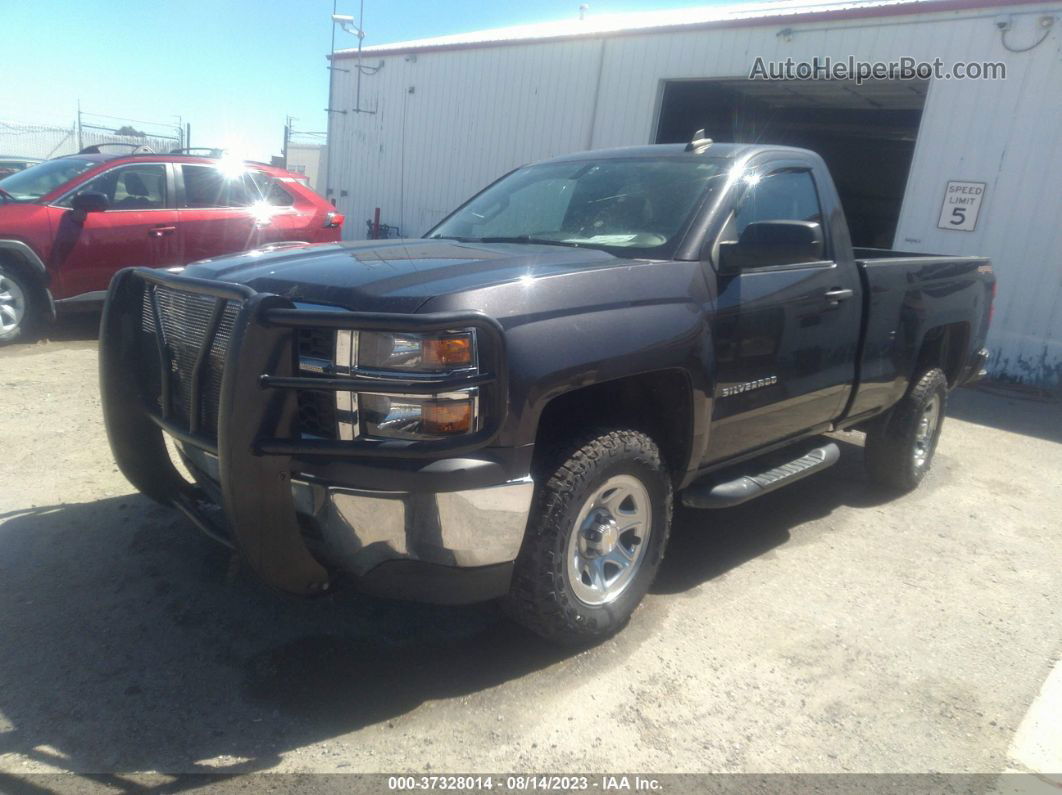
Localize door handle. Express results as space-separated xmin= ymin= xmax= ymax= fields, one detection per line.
xmin=824 ymin=287 xmax=854 ymax=304
xmin=149 ymin=226 xmax=177 ymax=238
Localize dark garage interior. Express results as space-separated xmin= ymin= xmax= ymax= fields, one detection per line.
xmin=655 ymin=78 xmax=929 ymax=248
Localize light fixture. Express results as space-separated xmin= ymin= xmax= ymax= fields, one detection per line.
xmin=331 ymin=13 xmax=364 ymax=39
xmin=326 ymin=329 xmax=481 ymax=441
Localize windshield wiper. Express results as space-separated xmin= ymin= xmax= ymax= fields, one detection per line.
xmin=0 ymin=187 xmax=14 ymax=203
xmin=476 ymin=236 xmax=584 ymax=248
xmin=428 ymin=234 xmax=584 ymax=248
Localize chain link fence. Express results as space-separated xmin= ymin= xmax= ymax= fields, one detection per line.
xmin=0 ymin=119 xmax=182 ymax=160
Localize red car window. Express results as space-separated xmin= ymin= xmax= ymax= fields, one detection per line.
xmin=57 ymin=163 xmax=168 ymax=210
xmin=246 ymin=171 xmax=295 ymax=207
xmin=182 ymin=164 xmax=247 ymax=208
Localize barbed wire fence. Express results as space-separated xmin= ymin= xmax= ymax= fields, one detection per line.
xmin=0 ymin=112 xmax=183 ymax=160
xmin=288 ymin=130 xmax=327 ymax=147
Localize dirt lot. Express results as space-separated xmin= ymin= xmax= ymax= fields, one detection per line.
xmin=1 ymin=317 xmax=1060 ymax=781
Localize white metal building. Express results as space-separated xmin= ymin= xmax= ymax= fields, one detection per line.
xmin=326 ymin=0 xmax=1062 ymax=386
xmin=285 ymin=142 xmax=328 ymax=192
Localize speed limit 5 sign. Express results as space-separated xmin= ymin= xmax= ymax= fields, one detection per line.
xmin=938 ymin=181 xmax=986 ymax=232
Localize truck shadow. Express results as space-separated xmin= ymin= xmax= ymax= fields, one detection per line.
xmin=0 ymin=310 xmax=101 ymax=351
xmin=0 ymin=497 xmax=570 ymax=776
xmin=0 ymin=435 xmax=886 ymax=776
xmin=655 ymin=435 xmax=888 ymax=595
xmin=44 ymin=309 xmax=102 ymax=343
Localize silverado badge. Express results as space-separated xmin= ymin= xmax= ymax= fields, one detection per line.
xmin=720 ymin=376 xmax=778 ymax=397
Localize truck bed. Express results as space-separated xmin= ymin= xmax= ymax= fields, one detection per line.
xmin=846 ymin=248 xmax=994 ymax=422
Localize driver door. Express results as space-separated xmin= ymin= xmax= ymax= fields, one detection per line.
xmin=704 ymin=166 xmax=861 ymax=463
xmin=47 ymin=162 xmax=181 ymax=297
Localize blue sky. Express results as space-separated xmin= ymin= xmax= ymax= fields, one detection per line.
xmin=2 ymin=0 xmax=735 ymax=160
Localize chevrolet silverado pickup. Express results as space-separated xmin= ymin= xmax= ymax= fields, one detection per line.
xmin=99 ymin=138 xmax=994 ymax=644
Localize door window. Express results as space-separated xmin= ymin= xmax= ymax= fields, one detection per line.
xmin=182 ymin=164 xmax=251 ymax=208
xmin=734 ymin=169 xmax=823 ymax=237
xmin=59 ymin=163 xmax=168 ymax=210
xmin=182 ymin=165 xmax=295 ymax=209
xmin=245 ymin=171 xmax=295 ymax=206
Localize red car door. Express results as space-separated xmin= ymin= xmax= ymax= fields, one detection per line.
xmin=47 ymin=162 xmax=181 ymax=297
xmin=244 ymin=171 xmax=309 ymax=245
xmin=176 ymin=163 xmax=263 ymax=261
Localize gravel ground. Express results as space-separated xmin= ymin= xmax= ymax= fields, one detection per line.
xmin=0 ymin=316 xmax=1060 ymax=781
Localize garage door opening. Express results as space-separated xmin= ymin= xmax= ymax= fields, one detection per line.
xmin=655 ymin=78 xmax=928 ymax=248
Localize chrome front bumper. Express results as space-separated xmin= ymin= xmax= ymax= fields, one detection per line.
xmin=290 ymin=476 xmax=535 ymax=575
xmin=179 ymin=443 xmax=534 ymax=580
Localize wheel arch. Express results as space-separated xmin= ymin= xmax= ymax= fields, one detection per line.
xmin=914 ymin=322 xmax=969 ymax=387
xmin=530 ymin=369 xmax=696 ymax=488
xmin=0 ymin=240 xmax=54 ymax=321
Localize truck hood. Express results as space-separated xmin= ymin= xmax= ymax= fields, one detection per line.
xmin=182 ymin=239 xmax=626 ymax=313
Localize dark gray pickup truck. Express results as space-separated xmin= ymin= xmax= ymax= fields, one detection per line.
xmin=100 ymin=138 xmax=994 ymax=644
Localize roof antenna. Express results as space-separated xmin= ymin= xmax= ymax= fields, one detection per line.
xmin=685 ymin=128 xmax=713 ymax=152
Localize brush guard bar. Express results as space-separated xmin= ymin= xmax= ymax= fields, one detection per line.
xmin=99 ymin=267 xmax=508 ymax=595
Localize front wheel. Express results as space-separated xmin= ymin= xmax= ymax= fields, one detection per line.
xmin=864 ymin=368 xmax=948 ymax=492
xmin=504 ymin=430 xmax=672 ymax=645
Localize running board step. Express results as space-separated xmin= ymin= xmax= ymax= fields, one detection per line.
xmin=681 ymin=442 xmax=840 ymax=509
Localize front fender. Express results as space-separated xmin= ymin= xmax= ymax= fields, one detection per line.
xmin=419 ymin=259 xmax=716 ymax=475
xmin=505 ymin=300 xmax=712 ymax=453
xmin=0 ymin=239 xmax=47 ymax=276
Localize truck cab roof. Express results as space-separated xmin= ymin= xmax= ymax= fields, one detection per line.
xmin=540 ymin=142 xmax=816 ymax=164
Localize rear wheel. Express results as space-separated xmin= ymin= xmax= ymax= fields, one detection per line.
xmin=0 ymin=264 xmax=38 ymax=345
xmin=864 ymin=368 xmax=948 ymax=492
xmin=504 ymin=430 xmax=672 ymax=645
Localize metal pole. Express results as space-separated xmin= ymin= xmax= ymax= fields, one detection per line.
xmin=325 ymin=0 xmax=337 ymax=199
xmin=283 ymin=115 xmax=291 ymax=170
xmin=186 ymin=122 xmax=191 ymax=150
xmin=355 ymin=0 xmax=365 ymax=114
xmin=76 ymin=99 xmax=83 ymax=151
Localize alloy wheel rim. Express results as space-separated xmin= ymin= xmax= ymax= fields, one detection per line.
xmin=913 ymin=393 xmax=941 ymax=469
xmin=0 ymin=272 xmax=26 ymax=335
xmin=565 ymin=474 xmax=652 ymax=606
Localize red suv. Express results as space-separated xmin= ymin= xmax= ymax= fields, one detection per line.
xmin=0 ymin=146 xmax=343 ymax=343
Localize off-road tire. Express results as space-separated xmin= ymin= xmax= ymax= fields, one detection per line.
xmin=864 ymin=368 xmax=948 ymax=492
xmin=504 ymin=430 xmax=672 ymax=645
xmin=0 ymin=262 xmax=40 ymax=346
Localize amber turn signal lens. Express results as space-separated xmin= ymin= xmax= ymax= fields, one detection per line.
xmin=423 ymin=334 xmax=473 ymax=368
xmin=422 ymin=400 xmax=474 ymax=434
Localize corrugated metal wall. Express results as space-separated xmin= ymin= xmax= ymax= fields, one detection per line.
xmin=329 ymin=1 xmax=1062 ymax=385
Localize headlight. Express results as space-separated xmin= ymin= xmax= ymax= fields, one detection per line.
xmin=357 ymin=330 xmax=476 ymax=374
xmin=360 ymin=389 xmax=479 ymax=439
xmin=328 ymin=328 xmax=481 ymax=441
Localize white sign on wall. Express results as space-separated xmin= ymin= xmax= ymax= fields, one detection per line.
xmin=937 ymin=181 xmax=986 ymax=232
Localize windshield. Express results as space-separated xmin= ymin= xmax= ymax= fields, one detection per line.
xmin=0 ymin=158 xmax=96 ymax=203
xmin=427 ymin=157 xmax=728 ymax=258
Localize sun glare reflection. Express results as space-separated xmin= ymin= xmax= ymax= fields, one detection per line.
xmin=249 ymin=200 xmax=278 ymax=226
xmin=215 ymin=154 xmax=246 ymax=181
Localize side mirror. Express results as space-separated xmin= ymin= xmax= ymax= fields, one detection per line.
xmin=71 ymin=191 xmax=109 ymax=215
xmin=718 ymin=220 xmax=824 ymax=272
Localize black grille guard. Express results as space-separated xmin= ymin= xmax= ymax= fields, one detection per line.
xmin=99 ymin=266 xmax=509 ymax=595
